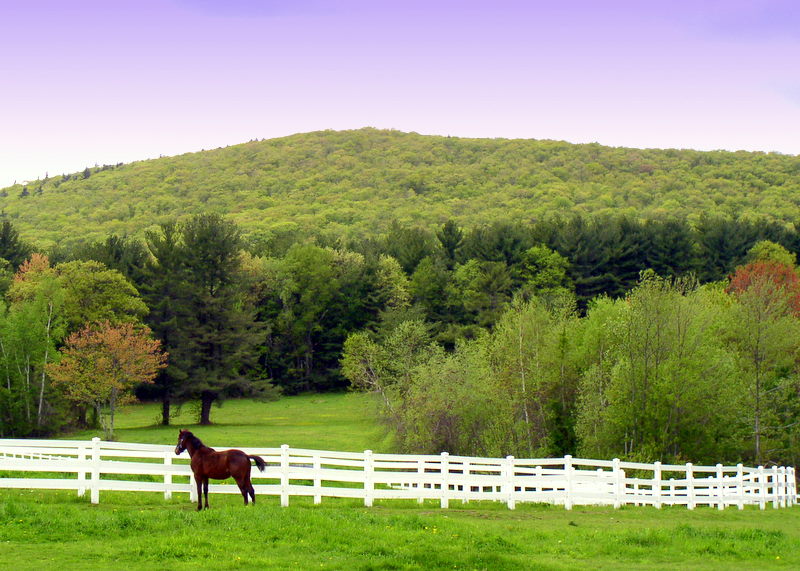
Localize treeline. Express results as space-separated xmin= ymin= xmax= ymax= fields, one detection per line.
xmin=343 ymin=263 xmax=800 ymax=469
xmin=2 ymin=212 xmax=800 ymax=456
xmin=2 ymin=128 xmax=800 ymax=250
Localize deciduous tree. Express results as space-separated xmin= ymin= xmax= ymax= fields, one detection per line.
xmin=48 ymin=321 xmax=166 ymax=439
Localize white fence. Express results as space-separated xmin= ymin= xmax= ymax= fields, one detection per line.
xmin=0 ymin=438 xmax=796 ymax=510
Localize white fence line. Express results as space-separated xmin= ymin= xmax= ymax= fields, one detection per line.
xmin=0 ymin=438 xmax=796 ymax=510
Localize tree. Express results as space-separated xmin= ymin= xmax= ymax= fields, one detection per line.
xmin=384 ymin=224 xmax=435 ymax=274
xmin=727 ymin=260 xmax=800 ymax=317
xmin=726 ymin=261 xmax=800 ymax=463
xmin=453 ymin=260 xmax=513 ymax=328
xmin=178 ymin=214 xmax=265 ymax=424
xmin=54 ymin=260 xmax=149 ymax=332
xmin=47 ymin=321 xmax=166 ymax=439
xmin=0 ymin=277 xmax=65 ymax=436
xmin=744 ymin=240 xmax=797 ymax=267
xmin=515 ymin=245 xmax=572 ymax=299
xmin=0 ymin=220 xmax=32 ymax=269
xmin=575 ymin=275 xmax=745 ymax=462
xmin=141 ymin=222 xmax=194 ymax=425
xmin=73 ymin=235 xmax=150 ymax=289
xmin=341 ymin=319 xmax=441 ymax=443
xmin=436 ymin=219 xmax=463 ymax=269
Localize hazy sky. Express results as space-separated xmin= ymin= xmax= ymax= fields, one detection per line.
xmin=1 ymin=0 xmax=798 ymax=187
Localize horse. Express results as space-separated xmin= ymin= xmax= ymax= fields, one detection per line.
xmin=174 ymin=429 xmax=267 ymax=510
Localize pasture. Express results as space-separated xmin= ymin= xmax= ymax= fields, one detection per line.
xmin=1 ymin=393 xmax=799 ymax=569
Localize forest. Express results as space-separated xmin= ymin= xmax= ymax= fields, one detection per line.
xmin=1 ymin=129 xmax=800 ymax=469
xmin=1 ymin=128 xmax=800 ymax=251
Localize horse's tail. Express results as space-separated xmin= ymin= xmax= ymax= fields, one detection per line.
xmin=249 ymin=455 xmax=266 ymax=472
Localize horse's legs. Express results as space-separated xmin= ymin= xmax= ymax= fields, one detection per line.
xmin=194 ymin=475 xmax=203 ymax=511
xmin=237 ymin=478 xmax=249 ymax=505
xmin=249 ymin=482 xmax=256 ymax=505
xmin=203 ymin=478 xmax=210 ymax=509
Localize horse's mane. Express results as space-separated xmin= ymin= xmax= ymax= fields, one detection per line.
xmin=183 ymin=431 xmax=208 ymax=451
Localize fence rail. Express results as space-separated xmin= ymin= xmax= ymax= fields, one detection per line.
xmin=0 ymin=438 xmax=796 ymax=510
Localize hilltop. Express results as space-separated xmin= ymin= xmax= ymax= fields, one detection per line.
xmin=2 ymin=128 xmax=799 ymax=249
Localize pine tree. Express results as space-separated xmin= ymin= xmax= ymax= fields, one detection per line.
xmin=178 ymin=214 xmax=264 ymax=425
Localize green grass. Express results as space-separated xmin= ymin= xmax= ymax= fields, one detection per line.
xmin=3 ymin=393 xmax=799 ymax=569
xmin=1 ymin=490 xmax=798 ymax=570
xmin=64 ymin=392 xmax=395 ymax=452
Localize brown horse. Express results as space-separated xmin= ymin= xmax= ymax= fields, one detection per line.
xmin=174 ymin=429 xmax=267 ymax=510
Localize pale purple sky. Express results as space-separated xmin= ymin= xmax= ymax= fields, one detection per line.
xmin=1 ymin=0 xmax=798 ymax=187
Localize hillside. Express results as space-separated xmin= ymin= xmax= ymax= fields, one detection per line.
xmin=2 ymin=128 xmax=800 ymax=249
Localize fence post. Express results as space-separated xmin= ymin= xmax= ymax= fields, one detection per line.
xmin=686 ymin=463 xmax=695 ymax=510
xmin=440 ymin=452 xmax=449 ymax=509
xmin=771 ymin=466 xmax=779 ymax=509
xmin=564 ymin=455 xmax=573 ymax=510
xmin=758 ymin=466 xmax=766 ymax=510
xmin=653 ymin=461 xmax=662 ymax=509
xmin=90 ymin=437 xmax=101 ymax=505
xmin=790 ymin=467 xmax=797 ymax=506
xmin=716 ymin=464 xmax=724 ymax=510
xmin=736 ymin=464 xmax=744 ymax=510
xmin=613 ymin=458 xmax=622 ymax=509
xmin=77 ymin=443 xmax=86 ymax=497
xmin=417 ymin=458 xmax=425 ymax=504
xmin=189 ymin=473 xmax=198 ymax=503
xmin=313 ymin=453 xmax=322 ymax=505
xmin=780 ymin=467 xmax=787 ymax=508
xmin=164 ymin=451 xmax=172 ymax=500
xmin=505 ymin=456 xmax=516 ymax=510
xmin=462 ymin=459 xmax=470 ymax=504
xmin=280 ymin=444 xmax=289 ymax=508
xmin=364 ymin=450 xmax=374 ymax=507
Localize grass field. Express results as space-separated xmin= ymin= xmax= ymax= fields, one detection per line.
xmin=2 ymin=393 xmax=799 ymax=570
xmin=63 ymin=392 xmax=395 ymax=452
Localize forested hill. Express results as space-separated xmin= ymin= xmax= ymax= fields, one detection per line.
xmin=2 ymin=128 xmax=800 ymax=249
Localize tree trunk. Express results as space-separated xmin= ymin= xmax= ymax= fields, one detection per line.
xmin=161 ymin=397 xmax=171 ymax=426
xmin=199 ymin=392 xmax=215 ymax=425
xmin=109 ymin=386 xmax=117 ymax=441
xmin=37 ymin=300 xmax=54 ymax=428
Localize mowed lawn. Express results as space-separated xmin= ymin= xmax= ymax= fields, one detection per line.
xmin=63 ymin=392 xmax=395 ymax=451
xmin=1 ymin=392 xmax=799 ymax=570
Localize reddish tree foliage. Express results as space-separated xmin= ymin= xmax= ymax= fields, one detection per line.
xmin=48 ymin=321 xmax=168 ymax=438
xmin=726 ymin=260 xmax=800 ymax=317
xmin=13 ymin=253 xmax=51 ymax=283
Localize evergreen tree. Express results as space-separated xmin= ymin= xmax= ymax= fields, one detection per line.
xmin=435 ymin=219 xmax=463 ymax=269
xmin=384 ymin=223 xmax=435 ymax=274
xmin=141 ymin=222 xmax=194 ymax=425
xmin=178 ymin=214 xmax=265 ymax=425
xmin=0 ymin=220 xmax=32 ymax=269
xmin=74 ymin=235 xmax=149 ymax=289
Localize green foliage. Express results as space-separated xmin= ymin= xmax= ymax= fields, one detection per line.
xmin=156 ymin=214 xmax=266 ymax=424
xmin=342 ymin=297 xmax=581 ymax=457
xmin=54 ymin=260 xmax=149 ymax=332
xmin=745 ymin=240 xmax=797 ymax=267
xmin=0 ymin=219 xmax=32 ymax=269
xmin=0 ymin=277 xmax=65 ymax=436
xmin=4 ymin=129 xmax=800 ymax=252
xmin=346 ymin=267 xmax=800 ymax=466
xmin=575 ymin=275 xmax=745 ymax=463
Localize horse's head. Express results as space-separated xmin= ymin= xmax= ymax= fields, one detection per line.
xmin=175 ymin=429 xmax=192 ymax=455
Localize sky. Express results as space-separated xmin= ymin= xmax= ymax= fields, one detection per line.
xmin=1 ymin=0 xmax=799 ymax=188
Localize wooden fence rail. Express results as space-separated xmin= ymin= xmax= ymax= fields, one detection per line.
xmin=0 ymin=438 xmax=796 ymax=510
